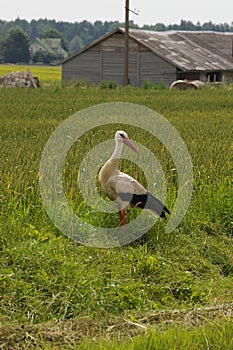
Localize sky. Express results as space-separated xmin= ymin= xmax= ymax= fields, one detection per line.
xmin=1 ymin=0 xmax=233 ymax=26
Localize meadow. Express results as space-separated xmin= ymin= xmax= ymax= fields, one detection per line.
xmin=0 ymin=64 xmax=61 ymax=82
xmin=0 ymin=65 xmax=233 ymax=349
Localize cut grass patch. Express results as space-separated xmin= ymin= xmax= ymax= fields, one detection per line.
xmin=1 ymin=304 xmax=233 ymax=349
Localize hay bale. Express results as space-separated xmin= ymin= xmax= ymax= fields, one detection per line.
xmin=170 ymin=79 xmax=205 ymax=90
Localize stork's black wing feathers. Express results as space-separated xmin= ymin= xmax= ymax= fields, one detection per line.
xmin=118 ymin=192 xmax=170 ymax=219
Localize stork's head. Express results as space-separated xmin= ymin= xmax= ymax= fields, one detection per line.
xmin=115 ymin=130 xmax=139 ymax=153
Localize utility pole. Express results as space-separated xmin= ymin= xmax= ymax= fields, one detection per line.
xmin=124 ymin=0 xmax=129 ymax=86
xmin=124 ymin=0 xmax=138 ymax=86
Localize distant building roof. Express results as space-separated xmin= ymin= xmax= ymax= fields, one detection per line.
xmin=30 ymin=37 xmax=68 ymax=58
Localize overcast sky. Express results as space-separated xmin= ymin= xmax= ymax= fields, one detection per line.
xmin=1 ymin=0 xmax=233 ymax=26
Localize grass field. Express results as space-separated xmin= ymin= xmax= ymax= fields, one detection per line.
xmin=0 ymin=64 xmax=61 ymax=82
xmin=0 ymin=65 xmax=233 ymax=349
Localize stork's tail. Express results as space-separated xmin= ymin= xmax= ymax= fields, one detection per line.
xmin=118 ymin=192 xmax=170 ymax=219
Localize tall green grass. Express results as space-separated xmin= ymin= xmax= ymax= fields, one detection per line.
xmin=0 ymin=84 xmax=232 ymax=348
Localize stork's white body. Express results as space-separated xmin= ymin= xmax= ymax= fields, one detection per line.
xmin=98 ymin=131 xmax=170 ymax=227
xmin=99 ymin=157 xmax=147 ymax=211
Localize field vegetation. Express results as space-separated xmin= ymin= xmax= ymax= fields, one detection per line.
xmin=0 ymin=65 xmax=233 ymax=349
xmin=0 ymin=64 xmax=61 ymax=82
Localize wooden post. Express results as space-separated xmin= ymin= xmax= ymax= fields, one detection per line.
xmin=124 ymin=0 xmax=129 ymax=86
xmin=27 ymin=69 xmax=38 ymax=89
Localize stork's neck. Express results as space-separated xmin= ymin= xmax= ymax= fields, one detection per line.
xmin=110 ymin=139 xmax=123 ymax=160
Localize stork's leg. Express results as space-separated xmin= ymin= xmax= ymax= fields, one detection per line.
xmin=122 ymin=209 xmax=126 ymax=227
xmin=118 ymin=209 xmax=126 ymax=229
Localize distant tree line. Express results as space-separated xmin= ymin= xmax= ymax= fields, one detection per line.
xmin=0 ymin=18 xmax=233 ymax=64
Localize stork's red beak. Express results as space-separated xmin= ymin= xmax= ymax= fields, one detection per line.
xmin=123 ymin=138 xmax=139 ymax=153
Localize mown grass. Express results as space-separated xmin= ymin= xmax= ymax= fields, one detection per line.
xmin=1 ymin=317 xmax=233 ymax=349
xmin=81 ymin=322 xmax=233 ymax=350
xmin=0 ymin=78 xmax=233 ymax=349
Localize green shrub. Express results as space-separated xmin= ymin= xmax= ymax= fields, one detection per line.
xmin=99 ymin=80 xmax=117 ymax=89
xmin=142 ymin=79 xmax=155 ymax=89
xmin=142 ymin=79 xmax=167 ymax=90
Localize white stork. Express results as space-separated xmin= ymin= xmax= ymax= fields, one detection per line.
xmin=98 ymin=130 xmax=170 ymax=228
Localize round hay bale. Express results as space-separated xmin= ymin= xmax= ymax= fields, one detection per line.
xmin=170 ymin=79 xmax=205 ymax=90
xmin=189 ymin=80 xmax=205 ymax=89
xmin=170 ymin=80 xmax=191 ymax=90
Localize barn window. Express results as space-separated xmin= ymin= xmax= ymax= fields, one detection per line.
xmin=176 ymin=69 xmax=200 ymax=81
xmin=176 ymin=68 xmax=185 ymax=80
xmin=206 ymin=71 xmax=222 ymax=82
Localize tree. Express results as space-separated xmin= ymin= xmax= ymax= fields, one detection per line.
xmin=69 ymin=35 xmax=83 ymax=54
xmin=2 ymin=27 xmax=30 ymax=63
xmin=32 ymin=50 xmax=57 ymax=64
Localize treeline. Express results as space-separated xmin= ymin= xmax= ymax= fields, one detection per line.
xmin=0 ymin=19 xmax=122 ymax=55
xmin=1 ymin=18 xmax=233 ymax=54
xmin=0 ymin=18 xmax=233 ymax=64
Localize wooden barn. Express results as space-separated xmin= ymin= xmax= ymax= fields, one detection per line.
xmin=62 ymin=28 xmax=233 ymax=87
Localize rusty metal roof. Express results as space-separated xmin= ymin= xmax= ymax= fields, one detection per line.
xmin=124 ymin=28 xmax=233 ymax=71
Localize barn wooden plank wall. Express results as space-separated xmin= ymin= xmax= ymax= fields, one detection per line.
xmin=62 ymin=32 xmax=177 ymax=87
xmin=62 ymin=45 xmax=101 ymax=84
xmin=139 ymin=48 xmax=176 ymax=86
